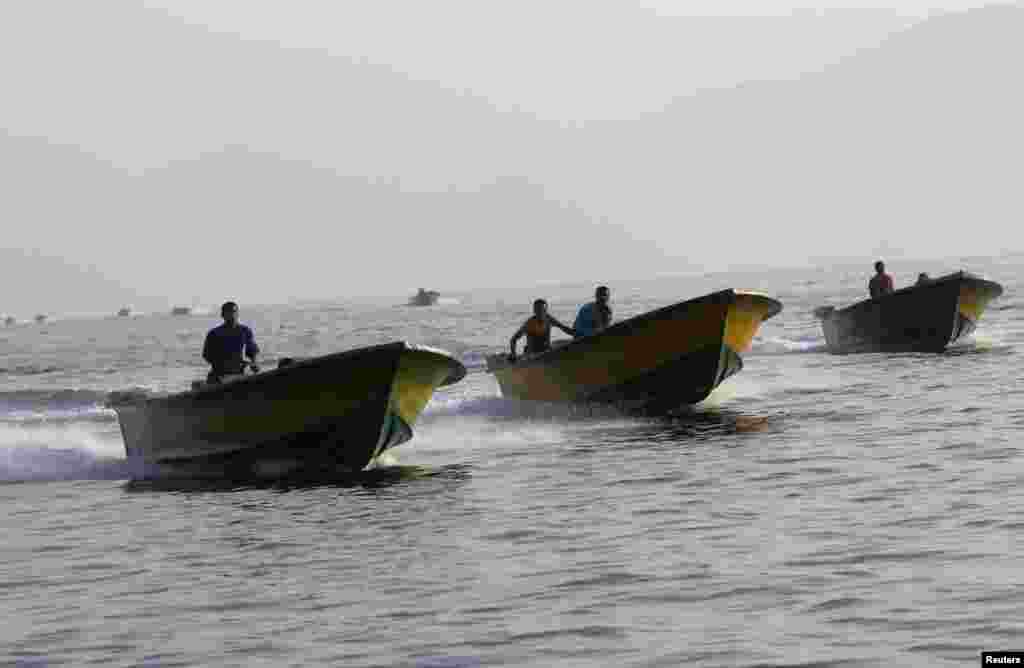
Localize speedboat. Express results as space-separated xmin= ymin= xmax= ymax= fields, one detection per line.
xmin=485 ymin=289 xmax=782 ymax=413
xmin=408 ymin=289 xmax=440 ymax=306
xmin=813 ymin=270 xmax=1003 ymax=353
xmin=107 ymin=342 xmax=465 ymax=479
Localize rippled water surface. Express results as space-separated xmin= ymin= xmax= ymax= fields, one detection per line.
xmin=2 ymin=257 xmax=1023 ymax=667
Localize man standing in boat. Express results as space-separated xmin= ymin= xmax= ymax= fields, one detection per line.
xmin=202 ymin=301 xmax=260 ymax=383
xmin=509 ymin=299 xmax=577 ymax=360
xmin=869 ymin=261 xmax=894 ymax=299
xmin=573 ymin=285 xmax=613 ymax=338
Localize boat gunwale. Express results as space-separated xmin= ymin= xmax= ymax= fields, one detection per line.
xmin=822 ymin=270 xmax=1004 ymax=319
xmin=126 ymin=341 xmax=465 ymax=406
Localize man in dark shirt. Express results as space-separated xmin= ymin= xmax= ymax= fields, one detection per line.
xmin=202 ymin=301 xmax=260 ymax=383
xmin=868 ymin=261 xmax=894 ymax=299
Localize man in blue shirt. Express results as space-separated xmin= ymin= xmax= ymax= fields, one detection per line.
xmin=202 ymin=301 xmax=260 ymax=383
xmin=573 ymin=285 xmax=612 ymax=338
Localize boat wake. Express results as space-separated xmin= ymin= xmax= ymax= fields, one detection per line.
xmin=422 ymin=394 xmax=639 ymax=424
xmin=946 ymin=333 xmax=1015 ymax=356
xmin=0 ymin=425 xmax=128 ymax=482
xmin=0 ymin=388 xmax=130 ymax=482
xmin=750 ymin=334 xmax=828 ymax=355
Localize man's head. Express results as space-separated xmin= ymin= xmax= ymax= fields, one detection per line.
xmin=874 ymin=261 xmax=885 ymax=274
xmin=221 ymin=301 xmax=239 ymax=325
xmin=595 ymin=286 xmax=610 ymax=305
xmin=532 ymin=298 xmax=548 ymax=318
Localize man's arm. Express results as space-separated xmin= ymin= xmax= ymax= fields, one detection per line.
xmin=244 ymin=327 xmax=261 ymax=371
xmin=572 ymin=304 xmax=590 ymax=338
xmin=244 ymin=327 xmax=260 ymax=359
xmin=509 ymin=324 xmax=526 ymax=357
xmin=548 ymin=316 xmax=577 ymax=338
xmin=202 ymin=331 xmax=214 ymax=365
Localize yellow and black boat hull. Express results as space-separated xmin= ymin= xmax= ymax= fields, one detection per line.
xmin=486 ymin=290 xmax=782 ymax=413
xmin=108 ymin=342 xmax=465 ymax=479
xmin=815 ymin=271 xmax=1003 ymax=353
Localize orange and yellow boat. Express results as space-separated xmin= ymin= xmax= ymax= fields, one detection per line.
xmin=485 ymin=289 xmax=782 ymax=413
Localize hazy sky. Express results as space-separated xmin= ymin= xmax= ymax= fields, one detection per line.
xmin=1 ymin=1 xmax=1020 ymax=314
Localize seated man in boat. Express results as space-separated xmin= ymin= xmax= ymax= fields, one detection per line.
xmin=509 ymin=299 xmax=577 ymax=360
xmin=868 ymin=261 xmax=894 ymax=299
xmin=916 ymin=272 xmax=931 ymax=285
xmin=202 ymin=301 xmax=261 ymax=383
xmin=573 ymin=285 xmax=613 ymax=338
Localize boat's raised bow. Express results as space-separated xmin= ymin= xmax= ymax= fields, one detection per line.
xmin=377 ymin=344 xmax=466 ymax=460
xmin=956 ymin=273 xmax=1003 ymax=340
xmin=726 ymin=292 xmax=783 ymax=355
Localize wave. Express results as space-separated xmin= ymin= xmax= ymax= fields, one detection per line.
xmin=423 ymin=392 xmax=641 ymax=424
xmin=749 ymin=335 xmax=827 ymax=355
xmin=414 ymin=339 xmax=493 ymax=372
xmin=0 ymin=388 xmax=111 ymax=405
xmin=0 ymin=388 xmax=154 ymax=425
xmin=0 ymin=422 xmax=128 ymax=482
xmin=0 ymin=365 xmax=66 ymax=376
xmin=0 ymin=446 xmax=129 ymax=482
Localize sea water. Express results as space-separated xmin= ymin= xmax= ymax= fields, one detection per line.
xmin=2 ymin=255 xmax=1022 ymax=667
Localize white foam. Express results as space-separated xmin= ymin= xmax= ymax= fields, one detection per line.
xmin=750 ymin=335 xmax=828 ymax=355
xmin=0 ymin=424 xmax=126 ymax=481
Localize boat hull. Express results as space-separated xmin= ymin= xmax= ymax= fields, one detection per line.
xmin=817 ymin=271 xmax=1003 ymax=353
xmin=486 ymin=290 xmax=781 ymax=413
xmin=109 ymin=342 xmax=465 ymax=479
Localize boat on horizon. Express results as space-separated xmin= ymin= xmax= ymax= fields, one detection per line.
xmin=485 ymin=289 xmax=782 ymax=414
xmin=171 ymin=306 xmax=192 ymax=316
xmin=408 ymin=288 xmax=440 ymax=306
xmin=106 ymin=342 xmax=465 ymax=479
xmin=812 ymin=270 xmax=1003 ymax=353
xmin=34 ymin=314 xmax=46 ymax=323
xmin=117 ymin=307 xmax=131 ymax=317
xmin=3 ymin=316 xmax=14 ymax=326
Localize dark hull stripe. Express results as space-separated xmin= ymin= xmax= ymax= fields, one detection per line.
xmin=584 ymin=344 xmax=742 ymax=414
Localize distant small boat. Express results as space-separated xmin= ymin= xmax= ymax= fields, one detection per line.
xmin=485 ymin=289 xmax=782 ymax=414
xmin=3 ymin=316 xmax=15 ymax=326
xmin=106 ymin=342 xmax=466 ymax=479
xmin=171 ymin=306 xmax=192 ymax=316
xmin=408 ymin=288 xmax=440 ymax=306
xmin=117 ymin=307 xmax=132 ymax=317
xmin=813 ymin=270 xmax=1003 ymax=353
xmin=34 ymin=314 xmax=47 ymax=323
